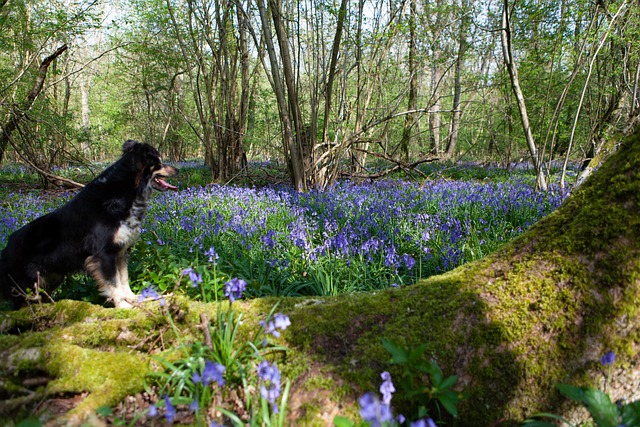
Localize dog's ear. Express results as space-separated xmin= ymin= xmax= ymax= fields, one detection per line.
xmin=122 ymin=140 xmax=140 ymax=154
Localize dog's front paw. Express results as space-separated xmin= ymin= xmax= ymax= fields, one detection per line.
xmin=114 ymin=298 xmax=135 ymax=309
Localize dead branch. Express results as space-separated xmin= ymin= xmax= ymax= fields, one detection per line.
xmin=341 ymin=147 xmax=439 ymax=180
xmin=6 ymin=134 xmax=85 ymax=189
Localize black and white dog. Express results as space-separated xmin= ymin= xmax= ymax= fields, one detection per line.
xmin=0 ymin=140 xmax=178 ymax=309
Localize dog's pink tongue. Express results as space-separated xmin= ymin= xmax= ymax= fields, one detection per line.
xmin=158 ymin=178 xmax=178 ymax=191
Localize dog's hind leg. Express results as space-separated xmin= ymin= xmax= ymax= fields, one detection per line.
xmin=85 ymin=253 xmax=136 ymax=308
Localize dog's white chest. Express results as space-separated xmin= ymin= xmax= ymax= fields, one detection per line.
xmin=113 ymin=199 xmax=148 ymax=248
xmin=113 ymin=220 xmax=141 ymax=248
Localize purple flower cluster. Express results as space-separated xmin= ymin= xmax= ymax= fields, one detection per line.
xmin=143 ymin=176 xmax=565 ymax=293
xmin=182 ymin=267 xmax=203 ymax=287
xmin=137 ymin=285 xmax=166 ymax=306
xmin=224 ymin=277 xmax=246 ymax=303
xmin=1 ymin=168 xmax=568 ymax=297
xmin=257 ymin=360 xmax=282 ymax=413
xmin=359 ymin=371 xmax=436 ymax=427
xmin=259 ymin=313 xmax=291 ymax=338
xmin=193 ymin=360 xmax=226 ymax=386
xmin=601 ymin=350 xmax=615 ymax=366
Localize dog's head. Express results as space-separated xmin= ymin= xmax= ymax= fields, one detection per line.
xmin=123 ymin=140 xmax=179 ymax=192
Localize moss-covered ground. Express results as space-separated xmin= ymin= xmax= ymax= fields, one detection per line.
xmin=1 ymin=133 xmax=639 ymax=426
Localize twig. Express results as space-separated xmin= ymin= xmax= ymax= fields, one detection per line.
xmin=200 ymin=312 xmax=213 ymax=348
xmin=341 ymin=147 xmax=439 ymax=180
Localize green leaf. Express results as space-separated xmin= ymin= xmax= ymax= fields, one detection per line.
xmin=16 ymin=418 xmax=43 ymax=427
xmin=580 ymin=388 xmax=619 ymax=427
xmin=621 ymin=400 xmax=640 ymax=426
xmin=437 ymin=375 xmax=459 ymax=390
xmin=521 ymin=412 xmax=576 ymax=427
xmin=382 ymin=338 xmax=408 ymax=364
xmin=429 ymin=360 xmax=444 ymax=385
xmin=557 ymin=384 xmax=619 ymax=427
xmin=333 ymin=416 xmax=355 ymax=427
xmin=437 ymin=393 xmax=459 ymax=417
xmin=96 ymin=405 xmax=113 ymax=417
xmin=556 ymin=383 xmax=585 ymax=402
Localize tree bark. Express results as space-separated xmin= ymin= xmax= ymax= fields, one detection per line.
xmin=257 ymin=0 xmax=307 ymax=190
xmin=500 ymin=0 xmax=548 ymax=191
xmin=444 ymin=33 xmax=464 ymax=158
xmin=399 ymin=0 xmax=419 ymax=163
xmin=429 ymin=64 xmax=442 ymax=155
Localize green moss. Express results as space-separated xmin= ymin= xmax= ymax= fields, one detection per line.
xmin=45 ymin=342 xmax=149 ymax=421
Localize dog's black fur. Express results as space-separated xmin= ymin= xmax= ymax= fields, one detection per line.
xmin=0 ymin=140 xmax=178 ymax=309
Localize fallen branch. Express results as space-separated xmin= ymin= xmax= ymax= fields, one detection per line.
xmin=341 ymin=147 xmax=439 ymax=180
xmin=6 ymin=134 xmax=85 ymax=189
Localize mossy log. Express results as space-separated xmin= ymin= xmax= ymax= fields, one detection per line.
xmin=1 ymin=131 xmax=639 ymax=426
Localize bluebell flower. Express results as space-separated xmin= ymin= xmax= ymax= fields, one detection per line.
xmin=148 ymin=404 xmax=157 ymax=417
xmin=137 ymin=286 xmax=165 ymax=305
xmin=205 ymin=246 xmax=219 ymax=264
xmin=257 ymin=360 xmax=282 ymax=413
xmin=182 ymin=267 xmax=203 ymax=288
xmin=379 ymin=371 xmax=395 ymax=405
xmin=164 ymin=394 xmax=176 ymax=424
xmin=202 ymin=361 xmax=226 ymax=386
xmin=257 ymin=360 xmax=281 ymax=385
xmin=403 ymin=254 xmax=416 ymax=270
xmin=224 ymin=278 xmax=246 ymax=303
xmin=260 ymin=313 xmax=292 ymax=338
xmin=358 ymin=392 xmax=393 ymax=427
xmin=601 ymin=351 xmax=615 ymax=366
xmin=261 ymin=230 xmax=277 ymax=249
xmin=273 ymin=313 xmax=291 ymax=330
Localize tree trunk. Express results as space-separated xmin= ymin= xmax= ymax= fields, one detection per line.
xmin=257 ymin=0 xmax=307 ymax=190
xmin=429 ymin=64 xmax=442 ymax=155
xmin=80 ymin=77 xmax=91 ymax=157
xmin=500 ymin=0 xmax=548 ymax=191
xmin=444 ymin=40 xmax=463 ymax=158
xmin=399 ymin=0 xmax=419 ymax=164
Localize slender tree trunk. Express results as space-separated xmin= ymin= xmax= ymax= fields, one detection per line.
xmin=562 ymin=0 xmax=629 ymax=189
xmin=80 ymin=77 xmax=91 ymax=156
xmin=400 ymin=0 xmax=419 ymax=163
xmin=429 ymin=65 xmax=442 ymax=155
xmin=445 ymin=0 xmax=469 ymax=159
xmin=269 ymin=0 xmax=307 ymax=190
xmin=445 ymin=50 xmax=463 ymax=158
xmin=256 ymin=0 xmax=306 ymax=190
xmin=500 ymin=0 xmax=547 ymax=191
xmin=322 ymin=0 xmax=348 ymax=146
